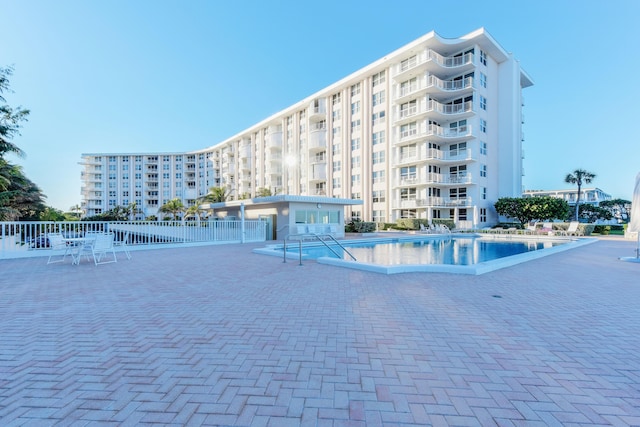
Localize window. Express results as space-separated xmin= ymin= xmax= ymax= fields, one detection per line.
xmin=372 ymin=151 xmax=385 ymax=164
xmin=480 ymin=95 xmax=487 ymax=110
xmin=400 ymin=188 xmax=416 ymax=200
xmin=482 ymin=187 xmax=487 ymax=200
xmin=109 ymin=173 xmax=116 ymax=180
xmin=332 ymin=109 xmax=341 ymax=120
xmin=400 ymin=122 xmax=417 ymax=138
xmin=351 ymin=211 xmax=361 ymax=221
xmin=351 ymin=119 xmax=361 ymax=132
xmin=351 ymin=156 xmax=361 ymax=169
xmin=480 ymin=50 xmax=487 ymax=66
xmin=480 ymin=72 xmax=487 ymax=88
xmin=332 ymin=126 xmax=341 ymax=137
xmin=372 ymin=130 xmax=385 ymax=146
xmin=332 ymin=143 xmax=341 ymax=155
xmin=176 ymin=173 xmax=182 ymax=179
xmin=400 ymin=144 xmax=417 ymax=161
xmin=351 ymin=83 xmax=361 ymax=97
xmin=372 ymin=71 xmax=386 ymax=87
xmin=372 ymin=190 xmax=385 ymax=203
xmin=400 ymin=77 xmax=417 ymax=96
xmin=332 ymin=93 xmax=341 ymax=105
xmin=479 ymin=208 xmax=487 ymax=222
xmin=401 ymin=166 xmax=417 ymax=181
xmin=351 ymin=174 xmax=361 ymax=185
xmin=372 ymin=210 xmax=385 ymax=222
xmin=351 ymin=137 xmax=361 ymax=151
xmin=372 ymin=91 xmax=385 ymax=106
xmin=480 ymin=164 xmax=487 ymax=177
xmin=459 ymin=209 xmax=467 ymax=221
xmin=449 ymin=142 xmax=467 ymax=157
xmin=333 ymin=160 xmax=341 ymax=172
xmin=352 ymin=193 xmax=361 ymax=200
xmin=449 ymin=187 xmax=467 ymax=200
xmin=480 ymin=141 xmax=487 ymax=155
xmin=372 ymin=111 xmax=386 ymax=126
xmin=351 ymin=101 xmax=360 ymax=115
xmin=400 ymin=55 xmax=417 ymax=72
xmin=333 ymin=177 xmax=341 ymax=188
xmin=400 ymin=100 xmax=417 ymax=118
xmin=480 ymin=119 xmax=487 ymax=133
xmin=372 ymin=170 xmax=385 ymax=183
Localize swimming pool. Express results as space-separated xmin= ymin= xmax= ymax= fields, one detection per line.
xmin=253 ymin=234 xmax=596 ymax=275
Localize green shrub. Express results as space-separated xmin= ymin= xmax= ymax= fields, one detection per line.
xmin=396 ymin=218 xmax=420 ymax=230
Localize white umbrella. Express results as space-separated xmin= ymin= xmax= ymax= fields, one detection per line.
xmin=628 ymin=172 xmax=640 ymax=234
xmin=621 ymin=172 xmax=640 ymax=262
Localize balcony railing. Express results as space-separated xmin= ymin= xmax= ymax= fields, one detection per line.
xmin=427 ymin=50 xmax=474 ymax=68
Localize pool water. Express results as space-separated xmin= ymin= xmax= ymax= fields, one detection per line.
xmin=283 ymin=236 xmax=562 ymax=266
xmin=253 ymin=234 xmax=595 ymax=275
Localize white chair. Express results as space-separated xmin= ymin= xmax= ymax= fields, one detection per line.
xmin=46 ymin=233 xmax=71 ymax=264
xmin=113 ymin=231 xmax=132 ymax=260
xmin=557 ymin=221 xmax=583 ymax=236
xmin=77 ymin=233 xmax=117 ymax=265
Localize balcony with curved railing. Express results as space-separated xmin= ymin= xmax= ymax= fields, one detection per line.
xmin=425 ymin=75 xmax=474 ymax=96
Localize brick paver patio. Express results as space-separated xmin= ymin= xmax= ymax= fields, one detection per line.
xmin=1 ymin=237 xmax=639 ymax=426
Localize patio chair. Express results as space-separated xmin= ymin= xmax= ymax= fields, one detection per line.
xmin=113 ymin=231 xmax=132 ymax=260
xmin=46 ymin=233 xmax=71 ymax=264
xmin=77 ymin=232 xmax=117 ymax=265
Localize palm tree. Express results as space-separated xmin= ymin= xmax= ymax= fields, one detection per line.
xmin=565 ymin=169 xmax=596 ymax=220
xmin=1 ymin=66 xmax=29 ymax=158
xmin=201 ymin=186 xmax=230 ymax=203
xmin=158 ymin=198 xmax=185 ymax=221
xmin=184 ymin=203 xmax=202 ymax=222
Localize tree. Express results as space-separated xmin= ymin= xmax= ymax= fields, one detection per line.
xmin=564 ymin=169 xmax=596 ymax=220
xmin=0 ymin=159 xmax=46 ymax=220
xmin=578 ymin=204 xmax=613 ymax=223
xmin=256 ymin=187 xmax=274 ymax=197
xmin=0 ymin=66 xmax=29 ymax=158
xmin=494 ymin=196 xmax=569 ymax=226
xmin=184 ymin=203 xmax=202 ymax=221
xmin=600 ymin=199 xmax=631 ymax=223
xmin=0 ymin=66 xmax=45 ymax=220
xmin=158 ymin=198 xmax=185 ymax=220
xmin=201 ymin=186 xmax=230 ymax=203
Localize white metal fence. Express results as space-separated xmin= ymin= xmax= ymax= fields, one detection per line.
xmin=0 ymin=220 xmax=268 ymax=259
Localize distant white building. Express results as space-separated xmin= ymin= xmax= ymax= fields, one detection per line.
xmin=523 ymin=188 xmax=612 ymax=207
xmin=80 ymin=28 xmax=533 ymax=228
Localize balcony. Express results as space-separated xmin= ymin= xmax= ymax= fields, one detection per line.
xmin=426 ymin=124 xmax=473 ymax=143
xmin=394 ymin=74 xmax=429 ymax=102
xmin=309 ymin=100 xmax=327 ymax=121
xmin=393 ymin=50 xmax=430 ymax=80
xmin=424 ymin=172 xmax=473 ymax=185
xmin=425 ymin=148 xmax=475 ymax=164
xmin=423 ymin=50 xmax=475 ymax=77
xmin=309 ymin=127 xmax=327 ymax=151
xmin=397 ymin=197 xmax=472 ymax=209
xmin=424 ymin=75 xmax=474 ymax=96
xmin=426 ymin=99 xmax=474 ymax=120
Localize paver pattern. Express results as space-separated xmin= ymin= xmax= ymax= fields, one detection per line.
xmin=0 ymin=237 xmax=639 ymax=426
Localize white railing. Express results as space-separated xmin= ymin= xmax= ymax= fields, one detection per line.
xmin=0 ymin=220 xmax=267 ymax=259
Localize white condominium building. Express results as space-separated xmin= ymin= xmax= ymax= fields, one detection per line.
xmin=80 ymin=28 xmax=533 ymax=227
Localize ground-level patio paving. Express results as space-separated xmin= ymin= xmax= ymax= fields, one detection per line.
xmin=0 ymin=237 xmax=638 ymax=426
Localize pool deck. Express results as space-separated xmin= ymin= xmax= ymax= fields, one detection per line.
xmin=1 ymin=236 xmax=639 ymax=426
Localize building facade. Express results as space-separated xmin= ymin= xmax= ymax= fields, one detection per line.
xmin=81 ymin=28 xmax=533 ymax=227
xmin=523 ymin=188 xmax=612 ymax=207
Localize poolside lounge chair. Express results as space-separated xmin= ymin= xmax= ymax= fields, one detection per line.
xmin=523 ymin=222 xmax=538 ymax=235
xmin=539 ymin=222 xmax=554 ymax=235
xmin=557 ymin=221 xmax=583 ymax=236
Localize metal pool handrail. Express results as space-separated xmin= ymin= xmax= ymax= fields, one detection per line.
xmin=283 ymin=233 xmax=357 ymax=265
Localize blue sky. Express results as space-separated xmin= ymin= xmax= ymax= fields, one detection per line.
xmin=3 ymin=0 xmax=639 ymax=211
